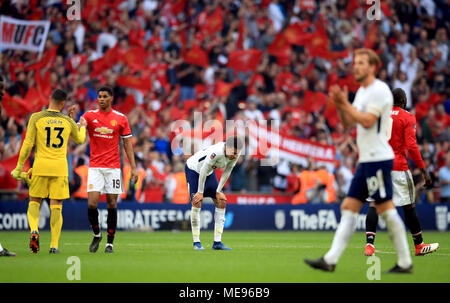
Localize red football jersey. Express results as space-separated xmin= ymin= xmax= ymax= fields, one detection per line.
xmin=82 ymin=109 xmax=132 ymax=168
xmin=389 ymin=106 xmax=425 ymax=171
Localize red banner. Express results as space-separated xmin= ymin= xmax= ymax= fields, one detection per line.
xmin=226 ymin=193 xmax=292 ymax=205
xmin=247 ymin=121 xmax=336 ymax=170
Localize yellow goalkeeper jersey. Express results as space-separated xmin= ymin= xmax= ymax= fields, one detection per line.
xmin=18 ymin=109 xmax=86 ymax=177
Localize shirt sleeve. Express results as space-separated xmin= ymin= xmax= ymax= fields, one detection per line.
xmin=405 ymin=115 xmax=425 ymax=169
xmin=120 ymin=116 xmax=132 ymax=138
xmin=197 ymin=153 xmax=216 ymax=194
xmin=17 ymin=113 xmax=37 ymax=169
xmin=366 ymin=86 xmax=393 ymax=117
xmin=216 ymin=154 xmax=240 ymax=193
xmin=70 ymin=118 xmax=87 ymax=145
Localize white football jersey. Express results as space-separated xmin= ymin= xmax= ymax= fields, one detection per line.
xmin=186 ymin=142 xmax=240 ymax=193
xmin=352 ymin=79 xmax=394 ymax=163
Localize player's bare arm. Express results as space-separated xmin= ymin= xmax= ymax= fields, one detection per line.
xmin=216 ymin=192 xmax=227 ymax=207
xmin=192 ymin=192 xmax=203 ymax=208
xmin=330 ymin=85 xmax=355 ymax=128
xmin=123 ymin=136 xmax=138 ymax=183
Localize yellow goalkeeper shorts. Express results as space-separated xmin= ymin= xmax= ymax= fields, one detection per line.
xmin=29 ymin=175 xmax=70 ymax=200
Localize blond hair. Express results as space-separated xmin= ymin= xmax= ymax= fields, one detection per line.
xmin=354 ymin=48 xmax=381 ymax=69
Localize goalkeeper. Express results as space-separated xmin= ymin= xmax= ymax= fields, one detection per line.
xmin=11 ymin=89 xmax=87 ymax=254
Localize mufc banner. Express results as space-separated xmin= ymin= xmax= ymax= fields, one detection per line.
xmin=0 ymin=16 xmax=50 ymax=52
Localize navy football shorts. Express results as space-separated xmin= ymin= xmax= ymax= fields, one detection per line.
xmin=347 ymin=159 xmax=393 ymax=204
xmin=185 ymin=165 xmax=219 ymax=202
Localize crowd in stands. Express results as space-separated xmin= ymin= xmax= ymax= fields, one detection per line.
xmin=0 ymin=0 xmax=449 ymax=203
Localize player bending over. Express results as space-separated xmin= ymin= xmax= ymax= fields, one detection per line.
xmin=186 ymin=136 xmax=243 ymax=250
xmin=83 ymin=86 xmax=137 ymax=253
xmin=304 ymin=48 xmax=413 ymax=273
xmin=11 ymin=89 xmax=87 ymax=254
xmin=364 ymin=88 xmax=439 ymax=257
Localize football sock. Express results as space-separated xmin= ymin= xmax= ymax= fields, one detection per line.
xmin=0 ymin=242 xmax=3 ymax=252
xmin=88 ymin=208 xmax=100 ymax=235
xmin=403 ymin=207 xmax=423 ymax=245
xmin=380 ymin=208 xmax=412 ymax=268
xmin=214 ymin=208 xmax=226 ymax=242
xmin=107 ymin=208 xmax=117 ymax=244
xmin=27 ymin=201 xmax=40 ymax=233
xmin=50 ymin=205 xmax=63 ymax=249
xmin=324 ymin=210 xmax=358 ymax=265
xmin=191 ymin=206 xmax=201 ymax=242
xmin=365 ymin=206 xmax=378 ymax=245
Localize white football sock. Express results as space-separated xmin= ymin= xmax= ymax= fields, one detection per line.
xmin=324 ymin=210 xmax=358 ymax=265
xmin=214 ymin=208 xmax=226 ymax=242
xmin=191 ymin=206 xmax=201 ymax=243
xmin=381 ymin=208 xmax=412 ymax=269
xmin=0 ymin=242 xmax=3 ymax=252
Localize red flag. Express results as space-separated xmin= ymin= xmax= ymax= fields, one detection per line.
xmin=302 ymin=90 xmax=328 ymax=113
xmin=25 ymin=46 xmax=58 ymax=71
xmin=305 ymin=23 xmax=329 ymax=57
xmin=284 ymin=23 xmax=313 ymax=46
xmin=116 ymin=94 xmax=136 ymax=115
xmin=128 ymin=23 xmax=146 ymax=48
xmin=316 ymin=48 xmax=350 ymax=61
xmin=171 ymin=0 xmax=187 ymax=15
xmin=182 ymin=100 xmax=199 ymax=113
xmin=227 ymin=49 xmax=263 ymax=72
xmin=337 ymin=74 xmax=360 ymax=93
xmin=267 ymin=33 xmax=291 ymax=66
xmin=25 ymin=86 xmax=47 ymax=112
xmin=380 ymin=2 xmax=393 ymax=17
xmin=364 ymin=22 xmax=378 ymax=49
xmin=236 ymin=17 xmax=245 ymax=49
xmin=82 ymin=0 xmax=106 ymax=21
xmin=0 ymin=154 xmax=20 ymax=189
xmin=215 ymin=80 xmax=235 ymax=97
xmin=323 ymin=97 xmax=340 ymax=128
xmin=2 ymin=92 xmax=34 ymax=118
xmin=184 ymin=46 xmax=209 ymax=68
xmin=346 ymin=0 xmax=361 ymax=18
xmin=201 ymin=7 xmax=223 ymax=36
xmin=35 ymin=69 xmax=51 ymax=99
xmin=0 ymin=132 xmax=31 ymax=189
xmin=117 ymin=75 xmax=151 ymax=92
xmin=121 ymin=47 xmax=146 ymax=71
xmin=91 ymin=44 xmax=119 ymax=78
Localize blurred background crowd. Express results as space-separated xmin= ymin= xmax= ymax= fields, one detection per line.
xmin=0 ymin=0 xmax=449 ymax=204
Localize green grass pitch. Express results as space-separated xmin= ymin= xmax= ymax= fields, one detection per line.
xmin=1 ymin=230 xmax=449 ymax=283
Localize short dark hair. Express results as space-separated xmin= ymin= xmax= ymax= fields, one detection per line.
xmin=51 ymin=89 xmax=67 ymax=103
xmin=392 ymin=88 xmax=407 ymax=109
xmin=97 ymin=86 xmax=113 ymax=96
xmin=225 ymin=136 xmax=244 ymax=150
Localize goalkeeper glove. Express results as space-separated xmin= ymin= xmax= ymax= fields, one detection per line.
xmin=11 ymin=165 xmax=23 ymax=181
xmin=20 ymin=168 xmax=32 ymax=186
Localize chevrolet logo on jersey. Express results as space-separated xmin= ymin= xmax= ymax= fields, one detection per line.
xmin=94 ymin=127 xmax=114 ymax=134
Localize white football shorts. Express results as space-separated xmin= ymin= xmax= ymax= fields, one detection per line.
xmin=391 ymin=170 xmax=415 ymax=207
xmin=87 ymin=167 xmax=123 ymax=195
